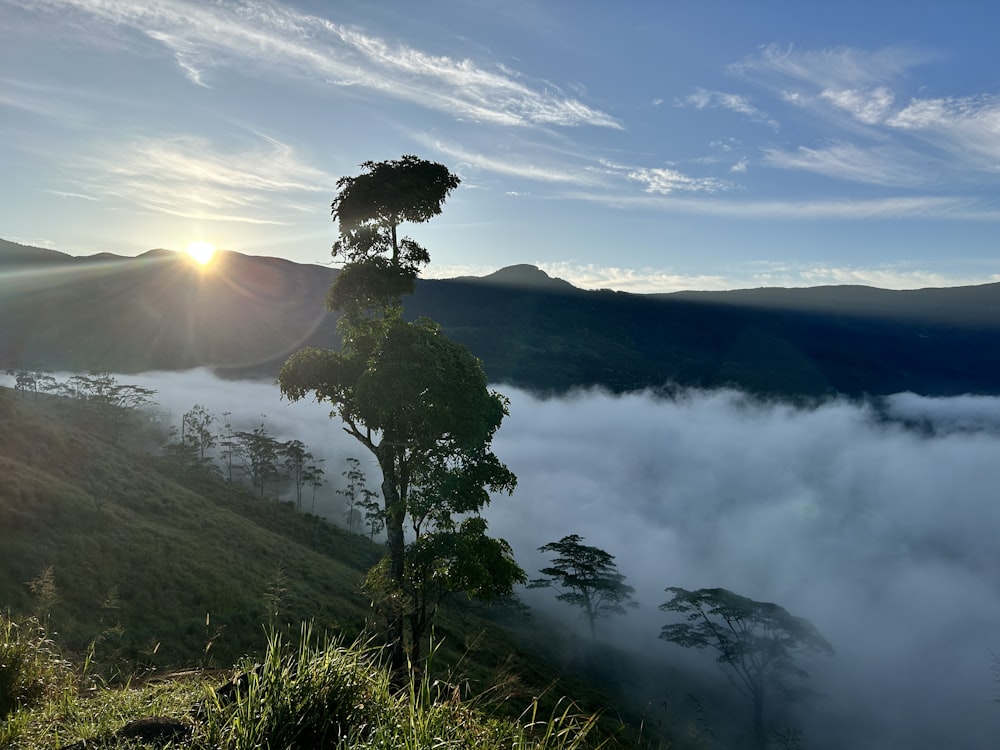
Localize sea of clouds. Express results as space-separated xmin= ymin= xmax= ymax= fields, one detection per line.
xmin=10 ymin=369 xmax=999 ymax=747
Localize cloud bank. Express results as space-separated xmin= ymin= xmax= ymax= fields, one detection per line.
xmin=16 ymin=369 xmax=998 ymax=747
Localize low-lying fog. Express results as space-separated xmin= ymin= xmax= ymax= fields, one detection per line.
xmin=15 ymin=369 xmax=1000 ymax=748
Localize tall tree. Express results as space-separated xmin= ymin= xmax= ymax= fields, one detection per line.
xmin=659 ymin=587 xmax=834 ymax=749
xmin=279 ymin=156 xmax=521 ymax=669
xmin=529 ymin=534 xmax=637 ymax=638
xmin=281 ymin=439 xmax=321 ymax=511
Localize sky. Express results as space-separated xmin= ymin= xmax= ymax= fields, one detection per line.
xmin=3 ymin=0 xmax=1000 ymax=292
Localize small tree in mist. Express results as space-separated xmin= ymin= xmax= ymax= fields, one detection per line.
xmin=182 ymin=404 xmax=217 ymax=463
xmin=218 ymin=411 xmax=237 ymax=483
xmin=529 ymin=534 xmax=637 ymax=638
xmin=338 ymin=457 xmax=377 ymax=533
xmin=4 ymin=367 xmax=55 ymax=400
xmin=235 ymin=417 xmax=281 ymax=499
xmin=62 ymin=372 xmax=157 ymax=444
xmin=281 ymin=439 xmax=322 ymax=511
xmin=659 ymin=587 xmax=833 ymax=750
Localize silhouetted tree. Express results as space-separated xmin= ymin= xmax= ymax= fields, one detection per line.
xmin=182 ymin=404 xmax=217 ymax=462
xmin=281 ymin=439 xmax=321 ymax=511
xmin=659 ymin=587 xmax=833 ymax=749
xmin=529 ymin=534 xmax=637 ymax=638
xmin=235 ymin=417 xmax=281 ymax=499
xmin=279 ymin=156 xmax=521 ymax=668
xmin=338 ymin=457 xmax=377 ymax=533
xmin=65 ymin=372 xmax=157 ymax=443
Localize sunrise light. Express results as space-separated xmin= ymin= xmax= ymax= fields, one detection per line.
xmin=185 ymin=241 xmax=216 ymax=266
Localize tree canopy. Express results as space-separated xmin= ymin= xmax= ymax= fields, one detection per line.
xmin=279 ymin=156 xmax=521 ymax=669
xmin=327 ymin=155 xmax=461 ymax=315
xmin=529 ymin=534 xmax=637 ymax=638
xmin=659 ymin=586 xmax=833 ymax=748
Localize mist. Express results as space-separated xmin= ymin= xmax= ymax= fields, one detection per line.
xmin=12 ymin=369 xmax=1000 ymax=747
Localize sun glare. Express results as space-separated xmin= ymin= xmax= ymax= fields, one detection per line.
xmin=185 ymin=241 xmax=216 ymax=266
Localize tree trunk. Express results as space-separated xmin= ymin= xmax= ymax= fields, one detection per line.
xmin=752 ymin=687 xmax=765 ymax=750
xmin=377 ymin=444 xmax=407 ymax=672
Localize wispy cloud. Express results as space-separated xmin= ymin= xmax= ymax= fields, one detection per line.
xmin=888 ymin=95 xmax=1000 ymax=168
xmin=22 ymin=0 xmax=620 ymax=130
xmin=732 ymin=43 xmax=933 ymax=90
xmin=761 ymin=142 xmax=929 ymax=187
xmin=820 ymin=86 xmax=895 ymax=124
xmin=566 ymin=190 xmax=995 ymax=221
xmin=679 ymin=88 xmax=779 ymax=129
xmin=85 ymin=133 xmax=334 ymax=224
xmin=44 ymin=189 xmax=99 ymax=201
xmin=626 ymin=166 xmax=733 ymax=195
xmin=424 ymin=140 xmax=597 ymax=185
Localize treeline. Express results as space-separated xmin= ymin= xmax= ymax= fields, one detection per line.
xmin=3 ymin=367 xmax=383 ymax=538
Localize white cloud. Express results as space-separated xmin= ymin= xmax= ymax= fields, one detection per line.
xmin=483 ymin=386 xmax=1000 ymax=749
xmin=627 ymin=166 xmax=733 ymax=195
xmin=761 ymin=142 xmax=928 ymax=187
xmin=424 ymin=140 xmax=596 ymax=185
xmin=21 ymin=0 xmax=620 ymax=130
xmin=680 ymin=88 xmax=779 ymax=128
xmin=820 ymin=85 xmax=895 ymax=124
xmin=86 ymin=133 xmax=334 ymax=224
xmin=887 ymin=95 xmax=1000 ymax=169
xmin=733 ymin=43 xmax=932 ymax=91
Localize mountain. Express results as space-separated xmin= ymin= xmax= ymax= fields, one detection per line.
xmin=4 ymin=237 xmax=1000 ymax=397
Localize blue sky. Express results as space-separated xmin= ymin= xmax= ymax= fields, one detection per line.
xmin=3 ymin=0 xmax=1000 ymax=292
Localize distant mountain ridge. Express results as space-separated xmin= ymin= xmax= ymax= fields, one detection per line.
xmin=3 ymin=237 xmax=1000 ymax=398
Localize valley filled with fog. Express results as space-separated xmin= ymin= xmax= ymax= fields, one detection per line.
xmin=25 ymin=369 xmax=999 ymax=749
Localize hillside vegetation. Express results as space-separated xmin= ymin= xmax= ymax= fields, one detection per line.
xmin=0 ymin=385 xmax=663 ymax=749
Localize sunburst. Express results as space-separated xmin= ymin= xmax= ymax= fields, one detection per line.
xmin=185 ymin=241 xmax=216 ymax=266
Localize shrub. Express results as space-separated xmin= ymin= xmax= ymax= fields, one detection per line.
xmin=0 ymin=612 xmax=72 ymax=719
xmin=201 ymin=625 xmax=393 ymax=748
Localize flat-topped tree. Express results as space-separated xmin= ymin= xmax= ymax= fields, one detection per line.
xmin=279 ymin=157 xmax=521 ymax=669
xmin=328 ymin=155 xmax=460 ymax=319
xmin=659 ymin=587 xmax=834 ymax=749
xmin=529 ymin=534 xmax=637 ymax=639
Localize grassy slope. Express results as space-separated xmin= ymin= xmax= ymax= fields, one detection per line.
xmin=0 ymin=386 xmax=669 ymax=747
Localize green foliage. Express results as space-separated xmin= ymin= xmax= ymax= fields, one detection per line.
xmin=202 ymin=626 xmax=392 ymax=748
xmin=328 ymin=155 xmax=460 ymax=316
xmin=280 ymin=156 xmax=522 ymax=669
xmin=529 ymin=535 xmax=637 ymax=639
xmin=0 ymin=612 xmax=72 ymax=719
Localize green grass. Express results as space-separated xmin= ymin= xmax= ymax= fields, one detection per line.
xmin=1 ymin=620 xmax=612 ymax=750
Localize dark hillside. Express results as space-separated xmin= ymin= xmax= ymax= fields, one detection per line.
xmin=4 ymin=238 xmax=1000 ymax=397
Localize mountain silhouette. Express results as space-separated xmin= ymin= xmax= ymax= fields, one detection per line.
xmin=4 ymin=237 xmax=1000 ymax=397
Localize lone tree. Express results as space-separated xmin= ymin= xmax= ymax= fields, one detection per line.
xmin=529 ymin=534 xmax=637 ymax=638
xmin=659 ymin=587 xmax=833 ymax=749
xmin=279 ymin=156 xmax=522 ymax=668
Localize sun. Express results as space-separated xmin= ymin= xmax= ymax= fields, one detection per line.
xmin=185 ymin=241 xmax=216 ymax=266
